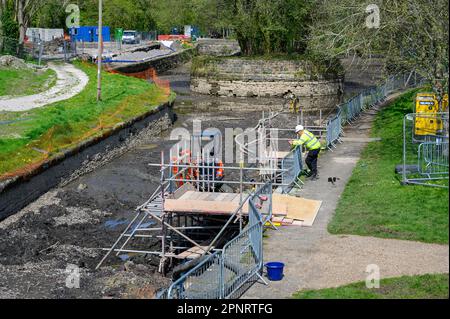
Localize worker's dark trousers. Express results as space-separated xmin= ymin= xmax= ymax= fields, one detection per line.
xmin=305 ymin=149 xmax=320 ymax=177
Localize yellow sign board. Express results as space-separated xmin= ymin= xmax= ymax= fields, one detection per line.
xmin=414 ymin=93 xmax=445 ymax=135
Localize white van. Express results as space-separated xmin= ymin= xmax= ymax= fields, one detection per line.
xmin=122 ymin=30 xmax=140 ymax=44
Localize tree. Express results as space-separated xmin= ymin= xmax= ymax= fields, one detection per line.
xmin=31 ymin=0 xmax=69 ymax=28
xmin=15 ymin=0 xmax=46 ymax=44
xmin=308 ymin=0 xmax=449 ymax=98
xmin=0 ymin=0 xmax=19 ymax=52
xmin=228 ymin=0 xmax=314 ymax=56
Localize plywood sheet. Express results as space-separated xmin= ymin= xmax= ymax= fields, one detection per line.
xmin=272 ymin=194 xmax=322 ymax=227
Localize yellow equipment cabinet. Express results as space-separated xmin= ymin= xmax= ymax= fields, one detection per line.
xmin=414 ymin=93 xmax=443 ymax=136
xmin=415 ymin=93 xmax=438 ymax=113
xmin=443 ymin=94 xmax=448 ymax=111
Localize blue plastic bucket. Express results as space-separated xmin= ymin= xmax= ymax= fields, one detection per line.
xmin=265 ymin=262 xmax=285 ymax=281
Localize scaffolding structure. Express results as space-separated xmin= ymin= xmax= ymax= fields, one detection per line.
xmin=96 ymin=132 xmax=300 ymax=273
xmin=96 ymin=98 xmax=324 ymax=300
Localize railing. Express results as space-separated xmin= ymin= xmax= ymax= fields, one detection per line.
xmin=418 ymin=141 xmax=449 ymax=176
xmin=0 ymin=35 xmax=77 ymax=64
xmin=325 ymin=73 xmax=423 ymax=150
xmin=164 ymin=182 xmax=269 ymax=299
xmin=401 ymin=113 xmax=449 ymax=188
xmin=281 ymin=147 xmax=303 ymax=193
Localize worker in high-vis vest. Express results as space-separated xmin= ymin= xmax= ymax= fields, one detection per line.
xmin=289 ymin=125 xmax=321 ymax=180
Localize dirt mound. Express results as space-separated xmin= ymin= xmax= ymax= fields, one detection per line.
xmin=0 ymin=55 xmax=30 ymax=69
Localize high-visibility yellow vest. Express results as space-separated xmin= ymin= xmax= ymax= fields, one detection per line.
xmin=292 ymin=129 xmax=321 ymax=150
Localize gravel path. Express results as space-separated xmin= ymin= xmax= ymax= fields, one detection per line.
xmin=0 ymin=62 xmax=89 ymax=112
xmin=243 ymin=93 xmax=449 ymax=298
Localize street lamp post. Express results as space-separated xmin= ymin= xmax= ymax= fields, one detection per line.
xmin=97 ymin=0 xmax=102 ymax=101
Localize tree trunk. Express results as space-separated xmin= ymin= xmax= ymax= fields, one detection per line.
xmin=0 ymin=0 xmax=5 ymax=51
xmin=17 ymin=0 xmax=25 ymax=44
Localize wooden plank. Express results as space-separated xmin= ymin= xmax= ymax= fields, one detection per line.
xmin=226 ymin=193 xmax=240 ymax=202
xmin=197 ymin=192 xmax=212 ymax=200
xmin=272 ymin=216 xmax=285 ymax=223
xmin=272 ymin=194 xmax=322 ymax=227
xmin=272 ymin=200 xmax=289 ymax=216
xmin=185 ymin=191 xmax=203 ymax=200
xmin=164 ymin=198 xmax=249 ymax=215
xmin=213 ymin=193 xmax=228 ymax=202
xmin=273 ymin=212 xmax=287 ymax=217
xmin=173 ymin=183 xmax=196 ymax=199
xmin=175 ymin=246 xmax=214 ymax=259
xmin=205 ymin=193 xmax=221 ymax=201
xmin=178 ymin=190 xmax=197 ymax=200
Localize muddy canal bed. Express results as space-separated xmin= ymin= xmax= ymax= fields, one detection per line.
xmin=0 ymin=61 xmax=367 ymax=299
xmin=0 ymin=107 xmax=288 ymax=298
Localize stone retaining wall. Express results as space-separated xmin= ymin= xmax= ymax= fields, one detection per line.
xmin=196 ymin=39 xmax=241 ymax=57
xmin=191 ymin=57 xmax=344 ymax=98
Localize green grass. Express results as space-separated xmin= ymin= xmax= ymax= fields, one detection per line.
xmin=328 ymin=90 xmax=449 ymax=244
xmin=293 ymin=273 xmax=449 ymax=299
xmin=0 ymin=67 xmax=56 ymax=97
xmin=0 ymin=61 xmax=174 ymax=178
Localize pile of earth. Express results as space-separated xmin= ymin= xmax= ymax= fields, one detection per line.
xmin=0 ymin=55 xmax=36 ymax=69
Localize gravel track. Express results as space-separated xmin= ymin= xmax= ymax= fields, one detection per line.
xmin=0 ymin=62 xmax=89 ymax=112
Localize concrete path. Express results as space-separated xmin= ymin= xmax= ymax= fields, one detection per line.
xmin=0 ymin=62 xmax=89 ymax=112
xmin=243 ymin=94 xmax=449 ymax=298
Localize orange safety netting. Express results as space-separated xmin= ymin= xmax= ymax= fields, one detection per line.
xmin=104 ymin=65 xmax=171 ymax=98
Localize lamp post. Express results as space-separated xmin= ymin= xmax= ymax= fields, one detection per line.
xmin=97 ymin=0 xmax=102 ymax=101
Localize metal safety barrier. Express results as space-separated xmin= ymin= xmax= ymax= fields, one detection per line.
xmin=325 ymin=73 xmax=423 ymax=150
xmin=418 ymin=141 xmax=449 ymax=176
xmin=401 ymin=113 xmax=448 ymax=188
xmin=164 ymin=182 xmax=269 ymax=299
xmin=281 ymin=147 xmax=303 ymax=193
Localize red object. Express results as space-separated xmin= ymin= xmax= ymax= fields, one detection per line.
xmin=259 ymin=195 xmax=268 ymax=201
xmin=158 ymin=34 xmax=190 ymax=41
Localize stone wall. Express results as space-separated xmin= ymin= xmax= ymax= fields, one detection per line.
xmin=196 ymin=39 xmax=241 ymax=57
xmin=191 ymin=57 xmax=344 ymax=98
xmin=175 ymin=95 xmax=341 ymax=113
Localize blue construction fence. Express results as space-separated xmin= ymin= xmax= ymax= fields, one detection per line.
xmin=69 ymin=26 xmax=111 ymax=42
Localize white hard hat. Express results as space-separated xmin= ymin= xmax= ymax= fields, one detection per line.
xmin=295 ymin=125 xmax=304 ymax=133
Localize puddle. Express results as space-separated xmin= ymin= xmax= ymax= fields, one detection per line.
xmin=126 ymin=220 xmax=157 ymax=234
xmin=118 ymin=254 xmax=130 ymax=261
xmin=104 ymin=218 xmax=129 ymax=229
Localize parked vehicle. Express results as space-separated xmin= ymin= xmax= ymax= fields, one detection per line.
xmin=122 ymin=30 xmax=140 ymax=44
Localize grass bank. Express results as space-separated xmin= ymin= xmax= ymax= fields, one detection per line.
xmin=293 ymin=273 xmax=449 ymax=299
xmin=0 ymin=67 xmax=56 ymax=97
xmin=0 ymin=61 xmax=174 ymax=179
xmin=328 ymin=90 xmax=449 ymax=244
